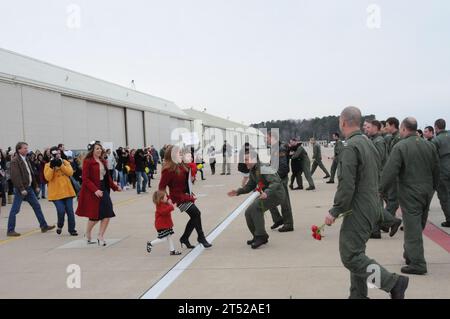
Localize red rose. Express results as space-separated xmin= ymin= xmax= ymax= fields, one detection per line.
xmin=311 ymin=225 xmax=318 ymax=232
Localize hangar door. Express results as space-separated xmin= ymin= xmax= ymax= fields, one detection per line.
xmin=126 ymin=109 xmax=145 ymax=148
xmin=0 ymin=82 xmax=24 ymax=148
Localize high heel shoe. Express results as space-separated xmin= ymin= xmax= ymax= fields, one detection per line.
xmin=97 ymin=239 xmax=107 ymax=246
xmin=170 ymin=250 xmax=182 ymax=256
xmin=198 ymin=237 xmax=212 ymax=248
xmin=180 ymin=237 xmax=195 ymax=249
xmin=85 ymin=235 xmax=96 ymax=245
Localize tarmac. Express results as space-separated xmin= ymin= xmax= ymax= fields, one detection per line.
xmin=1 ymin=147 xmax=450 ymax=299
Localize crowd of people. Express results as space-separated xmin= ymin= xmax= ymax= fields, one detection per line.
xmin=1 ymin=110 xmax=449 ymax=298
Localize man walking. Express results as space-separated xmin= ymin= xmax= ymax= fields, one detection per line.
xmin=310 ymin=138 xmax=330 ymax=179
xmin=432 ymin=119 xmax=450 ymax=227
xmin=424 ymin=126 xmax=435 ymax=142
xmin=221 ymin=140 xmax=232 ymax=175
xmin=381 ymin=117 xmax=439 ymax=275
xmin=327 ymin=133 xmax=344 ymax=184
xmin=291 ymin=141 xmax=315 ymax=190
xmin=7 ymin=142 xmax=55 ymax=237
xmin=227 ymin=150 xmax=285 ymax=249
xmin=367 ymin=120 xmax=402 ymax=239
xmin=324 ymin=106 xmax=408 ymax=299
xmin=384 ymin=117 xmax=401 ymax=216
xmin=267 ymin=131 xmax=294 ymax=232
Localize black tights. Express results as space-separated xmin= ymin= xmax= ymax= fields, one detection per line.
xmin=182 ymin=204 xmax=205 ymax=241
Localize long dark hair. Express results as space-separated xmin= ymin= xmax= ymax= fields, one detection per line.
xmin=85 ymin=141 xmax=103 ymax=160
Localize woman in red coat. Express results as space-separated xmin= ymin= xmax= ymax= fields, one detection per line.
xmin=76 ymin=141 xmax=121 ymax=246
xmin=159 ymin=145 xmax=212 ymax=249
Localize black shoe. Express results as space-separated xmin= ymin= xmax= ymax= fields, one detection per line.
xmin=390 ymin=219 xmax=402 ymax=237
xmin=289 ymin=185 xmax=294 ymax=190
xmin=270 ymin=220 xmax=283 ymax=230
xmin=294 ymin=186 xmax=304 ymax=190
xmin=370 ymin=232 xmax=381 ymax=239
xmin=198 ymin=237 xmax=212 ymax=248
xmin=56 ymin=228 xmax=62 ymax=235
xmin=251 ymin=236 xmax=269 ymax=249
xmin=7 ymin=231 xmax=21 ymax=237
xmin=41 ymin=225 xmax=56 ymax=233
xmin=441 ymin=221 xmax=450 ymax=227
xmin=390 ymin=275 xmax=409 ymax=299
xmin=246 ymin=238 xmax=254 ymax=245
xmin=146 ymin=241 xmax=152 ymax=253
xmin=380 ymin=226 xmax=390 ymax=233
xmin=401 ymin=266 xmax=426 ymax=275
xmin=69 ymin=231 xmax=78 ymax=236
xmin=180 ymin=238 xmax=195 ymax=249
xmin=305 ymin=186 xmax=315 ymax=191
xmin=170 ymin=250 xmax=182 ymax=256
xmin=226 ymin=173 xmax=231 ymax=175
xmin=326 ymin=180 xmax=334 ymax=184
xmin=323 ymin=175 xmax=330 ymax=179
xmin=220 ymin=173 xmax=225 ymax=175
xmin=278 ymin=226 xmax=294 ymax=232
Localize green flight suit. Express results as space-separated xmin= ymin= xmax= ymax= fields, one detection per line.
xmin=236 ymin=163 xmax=285 ymax=239
xmin=385 ymin=131 xmax=401 ymax=216
xmin=370 ymin=134 xmax=398 ymax=233
xmin=329 ymin=139 xmax=344 ymax=182
xmin=381 ymin=134 xmax=440 ymax=272
xmin=311 ymin=143 xmax=330 ymax=177
xmin=291 ymin=145 xmax=315 ymax=188
xmin=432 ymin=130 xmax=450 ymax=222
xmin=269 ymin=143 xmax=294 ymax=228
xmin=329 ymin=131 xmax=398 ymax=299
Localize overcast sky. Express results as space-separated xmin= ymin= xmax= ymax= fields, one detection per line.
xmin=0 ymin=0 xmax=449 ymax=127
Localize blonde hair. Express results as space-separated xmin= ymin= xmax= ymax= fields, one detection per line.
xmin=153 ymin=190 xmax=166 ymax=206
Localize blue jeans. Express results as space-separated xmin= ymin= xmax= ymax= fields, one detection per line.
xmin=53 ymin=198 xmax=76 ymax=233
xmin=136 ymin=171 xmax=148 ymax=194
xmin=8 ymin=187 xmax=48 ymax=233
xmin=40 ymin=183 xmax=46 ymax=198
xmin=119 ymin=171 xmax=127 ymax=189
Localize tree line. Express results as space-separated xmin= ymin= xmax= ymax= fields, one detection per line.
xmin=251 ymin=114 xmax=376 ymax=142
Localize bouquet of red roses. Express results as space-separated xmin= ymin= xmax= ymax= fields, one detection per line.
xmin=311 ymin=210 xmax=352 ymax=240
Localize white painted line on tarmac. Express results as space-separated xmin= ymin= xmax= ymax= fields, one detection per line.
xmin=140 ymin=191 xmax=259 ymax=299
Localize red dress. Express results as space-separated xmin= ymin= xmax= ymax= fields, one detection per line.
xmin=76 ymin=157 xmax=119 ymax=220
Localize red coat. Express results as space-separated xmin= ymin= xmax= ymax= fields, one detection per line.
xmin=155 ymin=202 xmax=174 ymax=230
xmin=76 ymin=157 xmax=118 ymax=219
xmin=159 ymin=165 xmax=195 ymax=205
xmin=188 ymin=162 xmax=197 ymax=181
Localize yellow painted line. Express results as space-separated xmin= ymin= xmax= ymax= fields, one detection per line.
xmin=0 ymin=195 xmax=146 ymax=246
xmin=0 ymin=229 xmax=41 ymax=246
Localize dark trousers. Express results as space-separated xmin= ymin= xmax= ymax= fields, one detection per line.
xmin=290 ymin=170 xmax=303 ymax=188
xmin=181 ymin=204 xmax=206 ymax=241
xmin=210 ymin=162 xmax=216 ymax=175
xmin=329 ymin=158 xmax=339 ymax=182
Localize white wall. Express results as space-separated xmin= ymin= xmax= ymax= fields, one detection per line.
xmin=107 ymin=106 xmax=126 ymax=148
xmin=62 ymin=96 xmax=88 ymax=149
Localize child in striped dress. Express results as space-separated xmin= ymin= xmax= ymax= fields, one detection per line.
xmin=147 ymin=190 xmax=181 ymax=256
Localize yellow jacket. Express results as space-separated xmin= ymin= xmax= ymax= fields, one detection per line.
xmin=44 ymin=160 xmax=76 ymax=201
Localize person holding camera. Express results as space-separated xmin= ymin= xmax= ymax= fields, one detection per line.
xmin=44 ymin=146 xmax=78 ymax=236
xmin=6 ymin=142 xmax=55 ymax=237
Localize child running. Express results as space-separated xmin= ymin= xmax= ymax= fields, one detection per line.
xmin=147 ymin=190 xmax=182 ymax=256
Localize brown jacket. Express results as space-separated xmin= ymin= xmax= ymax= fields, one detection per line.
xmin=10 ymin=154 xmax=38 ymax=192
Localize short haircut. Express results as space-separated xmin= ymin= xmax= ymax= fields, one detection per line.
xmin=425 ymin=126 xmax=434 ymax=133
xmin=15 ymin=142 xmax=28 ymax=152
xmin=380 ymin=120 xmax=386 ymax=127
xmin=340 ymin=106 xmax=362 ymax=127
xmin=370 ymin=120 xmax=382 ymax=131
xmin=333 ymin=132 xmax=340 ymax=138
xmin=386 ymin=117 xmax=399 ymax=129
xmin=58 ymin=143 xmax=64 ymax=148
xmin=435 ymin=118 xmax=446 ymax=130
xmin=401 ymin=117 xmax=418 ymax=132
